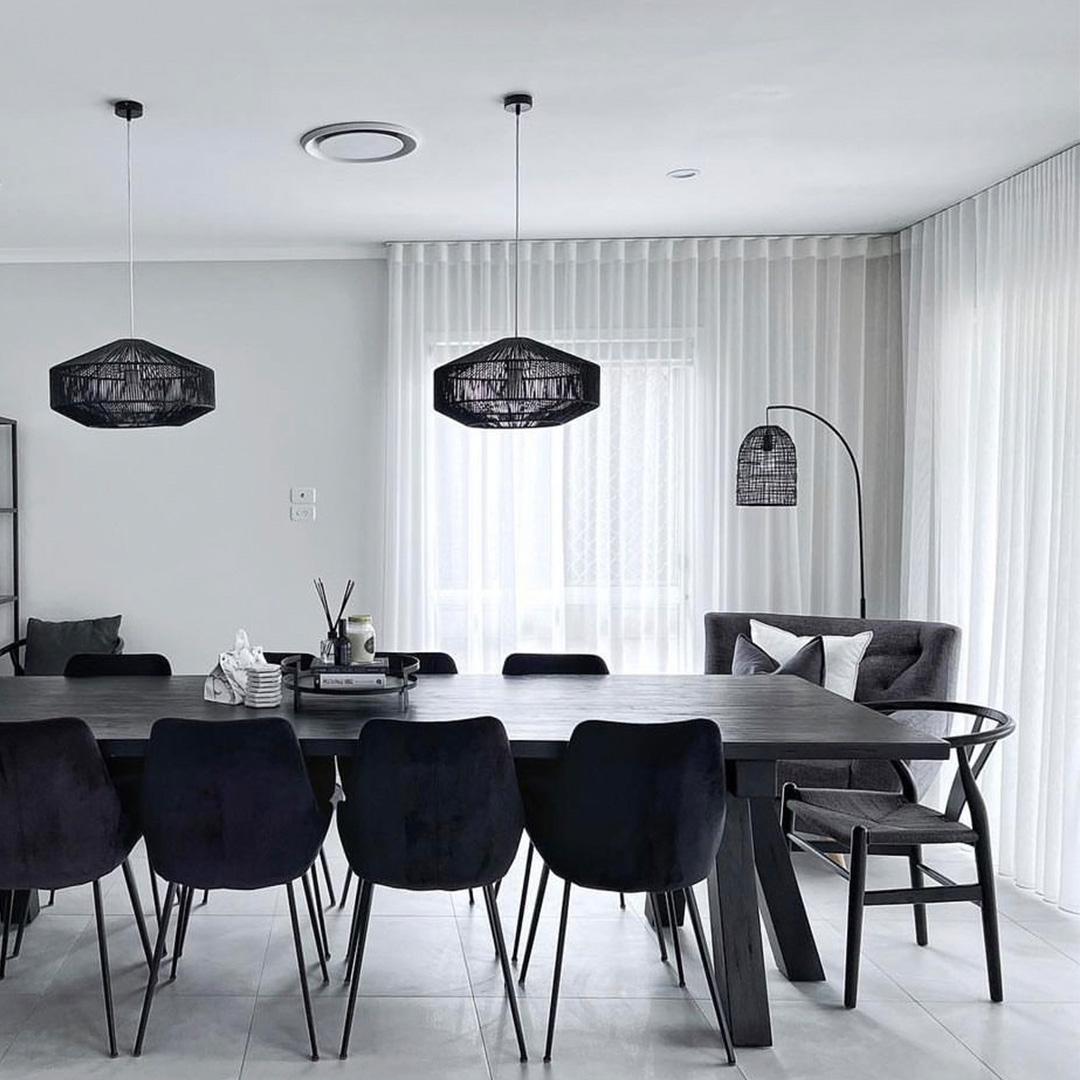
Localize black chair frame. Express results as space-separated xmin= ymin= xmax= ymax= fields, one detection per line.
xmin=781 ymin=700 xmax=1015 ymax=1008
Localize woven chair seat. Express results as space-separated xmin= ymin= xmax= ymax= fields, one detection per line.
xmin=790 ymin=788 xmax=978 ymax=847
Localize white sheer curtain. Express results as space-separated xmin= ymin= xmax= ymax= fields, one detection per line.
xmin=900 ymin=146 xmax=1080 ymax=911
xmin=384 ymin=236 xmax=903 ymax=674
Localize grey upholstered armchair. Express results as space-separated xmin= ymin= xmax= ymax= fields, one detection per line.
xmin=704 ymin=612 xmax=961 ymax=794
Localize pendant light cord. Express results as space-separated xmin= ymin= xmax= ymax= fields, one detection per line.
xmin=513 ymin=102 xmax=521 ymax=339
xmin=126 ymin=114 xmax=135 ymax=340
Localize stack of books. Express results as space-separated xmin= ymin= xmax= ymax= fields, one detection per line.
xmin=313 ymin=657 xmax=390 ymax=690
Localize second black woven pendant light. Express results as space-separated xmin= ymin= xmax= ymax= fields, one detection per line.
xmin=433 ymin=94 xmax=600 ymax=429
xmin=49 ymin=101 xmax=215 ymax=429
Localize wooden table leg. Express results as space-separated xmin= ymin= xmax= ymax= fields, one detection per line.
xmin=707 ymin=792 xmax=772 ymax=1047
xmin=750 ymin=795 xmax=825 ymax=982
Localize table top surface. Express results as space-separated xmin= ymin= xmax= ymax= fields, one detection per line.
xmin=0 ymin=673 xmax=948 ymax=761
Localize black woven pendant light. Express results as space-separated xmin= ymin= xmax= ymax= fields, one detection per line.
xmin=433 ymin=93 xmax=599 ymax=429
xmin=49 ymin=101 xmax=215 ymax=428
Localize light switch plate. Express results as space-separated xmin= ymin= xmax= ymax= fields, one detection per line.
xmin=290 ymin=487 xmax=316 ymax=504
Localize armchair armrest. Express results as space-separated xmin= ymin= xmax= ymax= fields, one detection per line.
xmin=0 ymin=638 xmax=26 ymax=676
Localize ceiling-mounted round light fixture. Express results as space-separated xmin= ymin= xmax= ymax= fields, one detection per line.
xmin=299 ymin=122 xmax=418 ymax=163
xmin=666 ymin=167 xmax=700 ymax=180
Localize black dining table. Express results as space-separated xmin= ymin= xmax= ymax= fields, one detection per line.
xmin=0 ymin=671 xmax=947 ymax=1047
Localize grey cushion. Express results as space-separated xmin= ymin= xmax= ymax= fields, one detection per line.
xmin=705 ymin=612 xmax=961 ymax=795
xmin=732 ymin=633 xmax=825 ymax=684
xmin=24 ymin=616 xmax=123 ymax=676
xmin=788 ymin=787 xmax=978 ymax=846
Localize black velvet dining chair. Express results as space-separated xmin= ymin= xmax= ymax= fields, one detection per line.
xmin=336 ymin=716 xmax=528 ymax=1063
xmin=519 ymin=718 xmax=736 ymax=1064
xmin=0 ymin=717 xmax=153 ymax=1057
xmin=782 ymin=701 xmax=1015 ymax=1008
xmin=64 ymin=653 xmax=172 ymax=677
xmin=134 ymin=717 xmax=333 ymax=1061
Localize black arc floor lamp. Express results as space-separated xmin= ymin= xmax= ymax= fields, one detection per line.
xmin=736 ymin=405 xmax=867 ymax=618
xmin=432 ymin=93 xmax=600 ymax=429
xmin=49 ymin=100 xmax=215 ymax=429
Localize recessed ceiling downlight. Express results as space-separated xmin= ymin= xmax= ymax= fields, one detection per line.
xmin=300 ymin=122 xmax=418 ymax=163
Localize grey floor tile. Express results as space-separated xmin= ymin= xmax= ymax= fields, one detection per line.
xmin=476 ymin=993 xmax=738 ymax=1078
xmin=0 ymin=914 xmax=90 ymax=996
xmin=241 ymin=995 xmax=489 ymax=1079
xmin=0 ymin=993 xmax=39 ymax=1065
xmin=925 ymin=1001 xmax=1080 ymax=1080
xmin=734 ymin=1000 xmax=998 ymax=1080
xmin=1011 ymin=914 xmax=1080 ymax=962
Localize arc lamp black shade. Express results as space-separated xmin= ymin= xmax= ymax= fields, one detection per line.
xmin=49 ymin=338 xmax=216 ymax=428
xmin=433 ymin=336 xmax=600 ymax=429
xmin=735 ymin=424 xmax=797 ymax=505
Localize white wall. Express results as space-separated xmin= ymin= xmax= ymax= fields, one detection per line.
xmin=0 ymin=258 xmax=388 ymax=673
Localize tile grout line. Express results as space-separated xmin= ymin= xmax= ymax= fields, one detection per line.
xmin=452 ymin=891 xmax=497 ymax=1080
xmin=235 ymin=889 xmax=278 ymax=1080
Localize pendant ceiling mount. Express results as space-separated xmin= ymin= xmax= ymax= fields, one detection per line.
xmin=49 ymin=99 xmax=215 ymax=429
xmin=433 ymin=92 xmax=600 ymax=429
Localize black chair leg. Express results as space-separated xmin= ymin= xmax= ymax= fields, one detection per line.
xmin=511 ymin=841 xmax=535 ymax=961
xmin=134 ymin=880 xmax=178 ymax=1056
xmin=340 ymin=880 xmax=374 ymax=1060
xmin=339 ymin=867 xmax=353 ymax=911
xmin=518 ymin=862 xmax=550 ymax=986
xmin=648 ymin=892 xmax=668 ymax=962
xmin=468 ymin=888 xmax=475 ymax=905
xmin=318 ymin=847 xmax=336 ymax=907
xmin=844 ymin=826 xmax=868 ymax=1009
xmin=91 ymin=879 xmax=119 ymax=1058
xmin=47 ymin=889 xmax=56 ymax=907
xmin=482 ymin=884 xmax=528 ymax=1062
xmin=148 ymin=865 xmax=163 ymax=928
xmin=619 ymin=892 xmax=626 ymax=909
xmin=169 ymin=886 xmax=194 ymax=981
xmin=909 ymin=845 xmax=928 ymax=946
xmin=665 ymin=892 xmax=685 ymax=987
xmin=309 ymin=867 xmax=332 ymax=960
xmin=974 ymin=835 xmax=1004 ymax=1002
xmin=200 ymin=890 xmax=209 ymax=906
xmin=300 ymin=870 xmax=330 ymax=984
xmin=11 ymin=892 xmax=29 ymax=960
xmin=0 ymin=890 xmax=11 ymax=979
xmin=543 ymin=879 xmax=572 ymax=1063
xmin=121 ymin=858 xmax=155 ymax=968
xmin=684 ymin=886 xmax=736 ymax=1065
xmin=286 ymin=880 xmax=319 ymax=1061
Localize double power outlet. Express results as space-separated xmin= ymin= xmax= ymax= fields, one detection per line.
xmin=290 ymin=487 xmax=316 ymax=522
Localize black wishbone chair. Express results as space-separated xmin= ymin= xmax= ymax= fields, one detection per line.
xmin=781 ymin=700 xmax=1015 ymax=1008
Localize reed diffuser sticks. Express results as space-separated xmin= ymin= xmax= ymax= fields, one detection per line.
xmin=314 ymin=578 xmax=354 ymax=636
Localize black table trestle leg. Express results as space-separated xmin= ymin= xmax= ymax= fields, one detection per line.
xmin=482 ymin=884 xmax=527 ymax=1062
xmin=300 ymin=871 xmax=329 ymax=977
xmin=300 ymin=870 xmax=329 ymax=984
xmin=121 ymin=858 xmax=155 ymax=968
xmin=309 ymin=865 xmax=332 ymax=959
xmin=684 ymin=885 xmax=736 ymax=1064
xmin=648 ymin=893 xmax=668 ymax=962
xmin=339 ymin=867 xmax=353 ymax=910
xmin=47 ymin=890 xmax=56 ymax=906
xmin=134 ymin=880 xmax=178 ymax=1056
xmin=543 ymin=880 xmax=572 ymax=1063
xmin=0 ymin=890 xmax=11 ymax=978
xmin=665 ymin=892 xmax=685 ymax=987
xmin=285 ymin=880 xmax=319 ymax=1061
xmin=339 ymin=880 xmax=374 ymax=1060
xmin=11 ymin=891 xmax=30 ymax=959
xmin=91 ymin=878 xmax=119 ymax=1057
xmin=318 ymin=847 xmax=336 ymax=906
xmin=518 ymin=862 xmax=550 ymax=986
xmin=201 ymin=890 xmax=209 ymax=906
xmin=511 ymin=842 xmax=534 ymax=961
xmin=844 ymin=826 xmax=868 ymax=1009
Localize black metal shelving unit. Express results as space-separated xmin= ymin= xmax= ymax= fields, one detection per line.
xmin=0 ymin=418 xmax=18 ymax=652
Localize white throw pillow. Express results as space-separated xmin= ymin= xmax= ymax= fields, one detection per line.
xmin=749 ymin=619 xmax=873 ymax=699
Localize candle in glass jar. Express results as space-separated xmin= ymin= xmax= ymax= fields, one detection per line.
xmin=346 ymin=615 xmax=376 ymax=664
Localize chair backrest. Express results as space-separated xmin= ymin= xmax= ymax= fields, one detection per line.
xmin=263 ymin=651 xmax=316 ymax=671
xmin=0 ymin=717 xmax=134 ymax=889
xmin=502 ymin=652 xmax=610 ymax=676
xmin=704 ymin=613 xmax=959 ymax=702
xmin=408 ymin=651 xmax=459 ymax=674
xmin=142 ymin=717 xmax=330 ymax=891
xmin=530 ymin=719 xmax=726 ymax=894
xmin=64 ymin=652 xmax=172 ymax=677
xmin=867 ymin=701 xmax=1014 ymax=829
xmin=337 ymin=716 xmax=523 ymax=891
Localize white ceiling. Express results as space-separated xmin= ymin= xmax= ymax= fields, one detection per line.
xmin=0 ymin=0 xmax=1076 ymax=260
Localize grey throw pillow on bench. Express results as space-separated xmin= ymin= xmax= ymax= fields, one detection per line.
xmin=24 ymin=615 xmax=123 ymax=676
xmin=731 ymin=633 xmax=826 ymax=686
